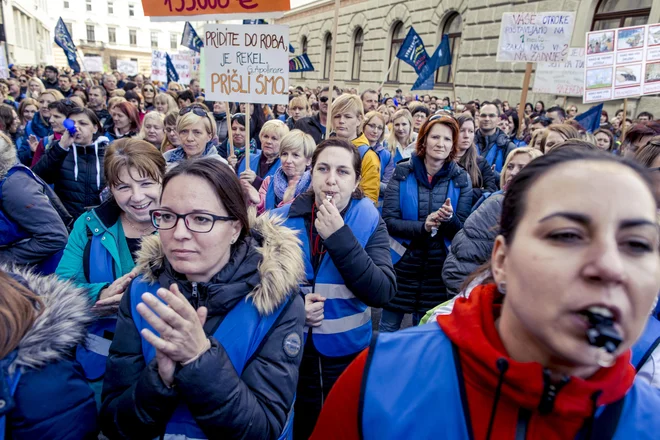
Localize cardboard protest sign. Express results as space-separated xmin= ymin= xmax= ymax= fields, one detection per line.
xmin=151 ymin=50 xmax=168 ymax=82
xmin=584 ymin=24 xmax=660 ymax=103
xmin=533 ymin=47 xmax=585 ymax=96
xmin=84 ymin=56 xmax=104 ymax=72
xmin=172 ymin=52 xmax=194 ymax=85
xmin=117 ymin=59 xmax=139 ymax=76
xmin=203 ymin=24 xmax=289 ymax=105
xmin=496 ymin=12 xmax=575 ymax=63
xmin=142 ymin=0 xmax=290 ymax=22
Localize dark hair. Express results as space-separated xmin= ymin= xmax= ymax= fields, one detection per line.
xmin=310 ymin=138 xmax=363 ymax=199
xmin=601 ymin=110 xmax=609 ymax=122
xmin=45 ymin=65 xmax=58 ymax=74
xmin=320 ymin=86 xmax=341 ymax=95
xmin=634 ymin=136 xmax=660 ymax=168
xmin=125 ymin=90 xmax=142 ymax=106
xmin=178 ymin=90 xmax=195 ymax=103
xmin=0 ymin=105 xmax=15 ymax=132
xmin=456 ymin=114 xmax=482 ymax=188
xmin=68 ymin=107 xmax=103 ymax=137
xmin=532 ymin=115 xmax=552 ymax=127
xmin=500 ymin=146 xmax=656 ymax=244
xmin=525 ymin=103 xmax=533 ymax=112
xmin=123 ymin=81 xmax=138 ymax=92
xmin=638 ymin=111 xmax=654 ymax=121
xmin=161 ymin=158 xmax=250 ymax=241
xmin=412 ymin=106 xmax=431 ymax=117
xmin=58 ymin=74 xmax=71 ymax=82
xmin=481 ymin=101 xmax=501 ymax=116
xmin=546 ymin=106 xmax=566 ymax=121
xmin=48 ymin=99 xmax=81 ymax=116
xmin=506 ymin=110 xmax=520 ymax=137
xmin=90 ymin=85 xmax=107 ymax=98
xmin=535 ymin=101 xmax=545 ymax=111
xmin=112 ymin=101 xmax=141 ymax=132
xmin=593 ymin=128 xmax=615 ymax=152
xmin=360 ymin=89 xmax=378 ymax=101
xmin=231 ymin=113 xmax=246 ymax=127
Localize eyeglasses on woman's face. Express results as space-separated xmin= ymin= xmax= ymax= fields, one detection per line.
xmin=150 ymin=209 xmax=236 ymax=233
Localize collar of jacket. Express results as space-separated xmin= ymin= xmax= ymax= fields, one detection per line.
xmin=0 ymin=265 xmax=93 ymax=374
xmin=86 ymin=197 xmax=123 ymax=233
xmin=135 ymin=209 xmax=304 ymax=316
xmin=476 ymin=128 xmax=508 ymax=148
xmin=437 ymin=283 xmax=635 ymax=416
xmin=352 ymin=133 xmax=370 ymax=148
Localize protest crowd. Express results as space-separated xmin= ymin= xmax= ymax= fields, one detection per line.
xmin=1 ymin=54 xmax=660 ymax=440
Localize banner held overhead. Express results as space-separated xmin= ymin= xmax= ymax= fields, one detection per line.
xmin=142 ymin=0 xmax=291 ymax=22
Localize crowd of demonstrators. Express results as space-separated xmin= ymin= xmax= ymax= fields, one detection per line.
xmin=1 ymin=61 xmax=660 ymax=439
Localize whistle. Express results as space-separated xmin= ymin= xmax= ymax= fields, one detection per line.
xmin=584 ymin=311 xmax=622 ymax=354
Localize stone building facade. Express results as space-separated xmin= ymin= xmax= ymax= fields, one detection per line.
xmin=276 ymin=0 xmax=660 ymax=115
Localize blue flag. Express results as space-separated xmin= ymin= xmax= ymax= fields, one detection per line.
xmin=54 ymin=18 xmax=81 ymax=73
xmin=574 ymin=103 xmax=603 ymax=133
xmin=289 ymin=54 xmax=314 ymax=72
xmin=181 ymin=22 xmax=203 ymax=53
xmin=243 ymin=19 xmax=267 ymax=25
xmin=412 ymin=34 xmax=452 ymax=91
xmin=289 ymin=44 xmax=295 ymax=54
xmin=165 ymin=53 xmax=179 ymax=84
xmin=396 ymin=27 xmax=429 ymax=75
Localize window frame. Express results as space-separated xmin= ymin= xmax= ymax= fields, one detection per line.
xmin=86 ymin=24 xmax=95 ymax=43
xmin=170 ymin=33 xmax=178 ymax=50
xmin=435 ymin=13 xmax=462 ymax=86
xmin=86 ymin=0 xmax=92 ymax=11
xmin=151 ymin=31 xmax=159 ymax=49
xmin=108 ymin=27 xmax=116 ymax=44
xmin=387 ymin=21 xmax=404 ymax=83
xmin=129 ymin=29 xmax=137 ymax=46
xmin=128 ymin=4 xmax=135 ymax=17
xmin=351 ymin=27 xmax=364 ymax=81
xmin=590 ymin=0 xmax=651 ymax=30
xmin=64 ymin=1 xmax=69 ymax=9
xmin=108 ymin=1 xmax=114 ymax=14
xmin=323 ymin=33 xmax=333 ymax=80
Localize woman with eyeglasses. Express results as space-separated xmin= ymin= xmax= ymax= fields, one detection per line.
xmin=137 ymin=111 xmax=165 ymax=149
xmin=161 ymin=110 xmax=181 ymax=153
xmin=271 ymin=138 xmax=396 ymax=439
xmin=163 ymin=106 xmax=228 ymax=169
xmin=55 ymin=139 xmax=165 ymax=404
xmin=380 ymin=116 xmax=472 ymax=332
xmin=100 ymin=158 xmax=304 ymax=439
xmin=106 ymin=101 xmax=141 ymax=142
xmin=237 ymin=119 xmax=289 ymax=189
xmin=362 ymin=111 xmax=393 ymax=205
xmin=141 ymin=83 xmax=158 ymax=112
xmin=243 ymin=129 xmax=316 ymax=214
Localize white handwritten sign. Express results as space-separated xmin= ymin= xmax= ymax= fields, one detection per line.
xmin=117 ymin=59 xmax=139 ymax=76
xmin=151 ymin=50 xmax=167 ymax=83
xmin=84 ymin=56 xmax=104 ymax=72
xmin=172 ymin=52 xmax=193 ymax=85
xmin=533 ymin=47 xmax=585 ymax=96
xmin=496 ymin=12 xmax=575 ymax=63
xmin=203 ymin=24 xmax=289 ymax=105
xmin=584 ymin=24 xmax=660 ymax=103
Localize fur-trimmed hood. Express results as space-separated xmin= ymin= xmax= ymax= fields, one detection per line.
xmin=135 ymin=209 xmax=305 ymax=316
xmin=0 ymin=134 xmax=18 ymax=180
xmin=1 ymin=265 xmax=93 ymax=373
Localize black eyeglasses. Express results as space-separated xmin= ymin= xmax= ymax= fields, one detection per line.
xmin=151 ymin=209 xmax=236 ymax=233
xmin=319 ymin=96 xmax=329 ymax=103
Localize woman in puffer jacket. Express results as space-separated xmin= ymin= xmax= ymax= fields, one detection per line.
xmin=0 ymin=267 xmax=98 ymax=439
xmin=442 ymin=147 xmax=542 ymax=296
xmin=380 ymin=116 xmax=472 ymax=331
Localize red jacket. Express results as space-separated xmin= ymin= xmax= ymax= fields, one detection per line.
xmin=311 ymin=284 xmax=635 ymax=440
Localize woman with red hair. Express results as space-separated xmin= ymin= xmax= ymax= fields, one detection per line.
xmin=379 ymin=115 xmax=473 ymax=331
xmin=106 ymin=101 xmax=141 ymax=142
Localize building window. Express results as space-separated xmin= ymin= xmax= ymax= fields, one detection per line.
xmin=129 ymin=4 xmax=135 ymax=16
xmin=151 ymin=31 xmax=158 ymax=48
xmin=64 ymin=1 xmax=69 ymax=8
xmin=108 ymin=27 xmax=116 ymax=44
xmin=129 ymin=29 xmax=137 ymax=46
xmin=323 ymin=33 xmax=333 ymax=80
xmin=110 ymin=56 xmax=117 ymax=70
xmin=436 ymin=13 xmax=462 ymax=85
xmin=64 ymin=21 xmax=73 ymax=37
xmin=170 ymin=33 xmax=178 ymax=49
xmin=86 ymin=0 xmax=92 ymax=11
xmin=387 ymin=21 xmax=405 ymax=83
xmin=301 ymin=36 xmax=308 ymax=54
xmin=352 ymin=28 xmax=364 ymax=81
xmin=86 ymin=25 xmax=95 ymax=43
xmin=591 ymin=0 xmax=651 ymax=30
xmin=108 ymin=1 xmax=114 ymax=14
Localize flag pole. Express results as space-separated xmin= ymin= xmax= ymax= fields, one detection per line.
xmin=379 ymin=59 xmax=397 ymax=90
xmin=620 ymin=98 xmax=628 ymax=145
xmin=517 ymin=62 xmax=533 ymax=138
xmin=325 ymin=0 xmax=341 ymax=140
xmin=245 ymin=104 xmax=251 ymax=171
xmin=225 ymin=102 xmax=234 ymax=158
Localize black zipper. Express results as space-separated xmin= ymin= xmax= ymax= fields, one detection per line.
xmin=515 ymin=408 xmax=531 ymax=440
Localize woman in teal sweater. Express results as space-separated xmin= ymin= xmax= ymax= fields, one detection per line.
xmin=56 ymin=138 xmax=165 ymax=403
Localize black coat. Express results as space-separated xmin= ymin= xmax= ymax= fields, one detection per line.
xmin=294 ymin=114 xmax=325 ymax=145
xmin=474 ymin=128 xmax=517 ymax=185
xmin=382 ymin=156 xmax=472 ymax=314
xmin=32 ymin=138 xmax=108 ymax=220
xmin=471 ymin=156 xmax=499 ymax=205
xmin=100 ymin=215 xmax=306 ymax=440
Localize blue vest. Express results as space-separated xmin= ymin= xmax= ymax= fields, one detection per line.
xmin=0 ymin=365 xmax=21 ymax=440
xmin=631 ymin=316 xmax=660 ymax=372
xmin=129 ymin=275 xmax=293 ymax=439
xmin=393 ymin=148 xmax=404 ymax=165
xmin=273 ymin=198 xmax=379 ymax=357
xmin=265 ymin=176 xmax=278 ymax=211
xmin=75 ymin=234 xmax=117 ymax=381
xmin=361 ymin=321 xmax=660 ymax=439
xmin=484 ymin=143 xmax=506 ymax=173
xmin=389 ymin=171 xmax=460 ymax=264
xmin=237 ymin=150 xmax=281 ymax=180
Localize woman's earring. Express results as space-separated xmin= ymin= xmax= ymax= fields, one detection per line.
xmin=497 ymin=281 xmax=507 ymax=294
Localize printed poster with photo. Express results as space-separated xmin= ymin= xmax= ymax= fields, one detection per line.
xmin=584 ymin=24 xmax=660 ymax=102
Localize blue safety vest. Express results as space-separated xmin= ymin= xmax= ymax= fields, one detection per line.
xmin=357 ymin=144 xmax=392 ymax=181
xmin=484 ymin=142 xmax=506 ymax=173
xmin=389 ymin=170 xmax=461 ymax=265
xmin=273 ymin=198 xmax=379 ymax=357
xmin=237 ymin=150 xmax=281 ymax=179
xmin=265 ymin=176 xmax=278 ymax=211
xmin=361 ymin=321 xmax=660 ymax=439
xmin=75 ymin=233 xmax=117 ymax=382
xmin=129 ymin=275 xmax=294 ymax=439
xmin=631 ymin=316 xmax=660 ymax=372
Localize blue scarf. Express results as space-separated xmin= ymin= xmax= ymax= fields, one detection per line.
xmin=166 ymin=141 xmax=217 ymax=163
xmin=272 ymin=167 xmax=312 ymax=203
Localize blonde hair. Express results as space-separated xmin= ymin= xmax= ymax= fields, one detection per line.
xmin=111 ymin=89 xmax=126 ymax=98
xmin=377 ymin=105 xmax=391 ymax=124
xmin=387 ymin=109 xmax=414 ymax=154
xmin=259 ymin=119 xmax=289 ymax=141
xmin=28 ymin=77 xmax=46 ymax=95
xmin=500 ymin=147 xmax=543 ymax=188
xmin=329 ymin=94 xmax=364 ymax=120
xmin=154 ymin=93 xmax=178 ymax=114
xmin=362 ymin=111 xmax=387 ymax=145
xmin=177 ymin=110 xmax=216 ymax=139
xmin=289 ymin=95 xmax=311 ymax=115
xmin=107 ymin=97 xmax=127 ymax=112
xmin=39 ymin=89 xmax=65 ymax=102
xmin=137 ymin=111 xmax=165 ymax=141
xmin=279 ymin=129 xmax=316 ymax=159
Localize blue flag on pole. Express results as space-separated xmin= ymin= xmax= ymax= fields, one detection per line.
xmin=181 ymin=22 xmax=203 ymax=52
xmin=289 ymin=54 xmax=314 ymax=72
xmin=412 ymin=34 xmax=452 ymax=91
xmin=574 ymin=103 xmax=603 ymax=133
xmin=289 ymin=44 xmax=295 ymax=54
xmin=396 ymin=27 xmax=429 ymax=75
xmin=54 ymin=18 xmax=81 ymax=73
xmin=165 ymin=53 xmax=179 ymax=84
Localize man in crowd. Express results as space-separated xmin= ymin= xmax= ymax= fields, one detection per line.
xmin=134 ymin=74 xmax=145 ymax=89
xmin=189 ymin=79 xmax=204 ymax=98
xmin=7 ymin=79 xmax=24 ymax=104
xmin=177 ymin=90 xmax=195 ymax=108
xmin=475 ymin=101 xmax=517 ymax=175
xmin=546 ymin=106 xmax=566 ymax=125
xmin=58 ymin=75 xmax=74 ymax=98
xmin=88 ymin=85 xmax=110 ymax=127
xmin=530 ymin=115 xmax=551 ymax=136
xmin=638 ymin=112 xmax=654 ymax=123
xmin=361 ymin=89 xmax=379 ymax=113
xmin=102 ymin=74 xmax=118 ymax=95
xmin=43 ymin=66 xmax=60 ymax=90
xmin=295 ymin=85 xmax=340 ymax=144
